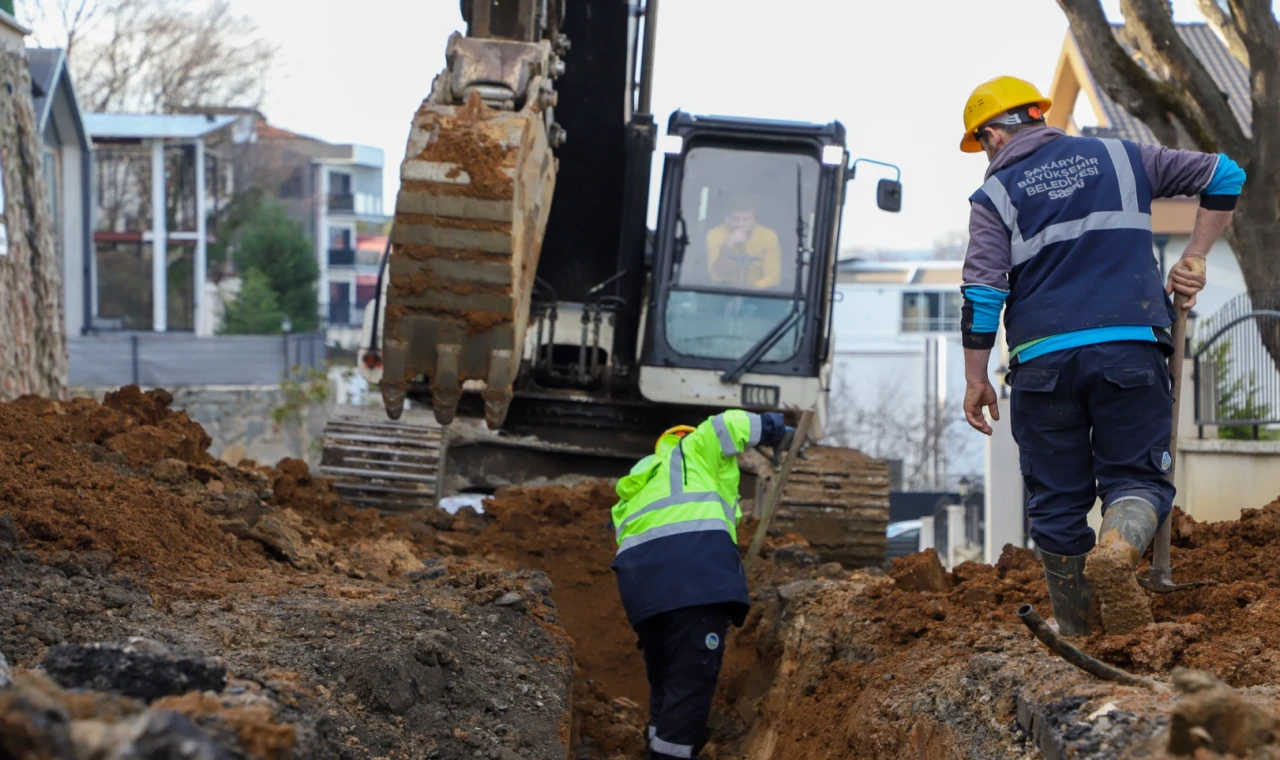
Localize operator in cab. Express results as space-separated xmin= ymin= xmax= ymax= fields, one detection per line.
xmin=611 ymin=410 xmax=794 ymax=759
xmin=705 ymin=200 xmax=782 ymax=290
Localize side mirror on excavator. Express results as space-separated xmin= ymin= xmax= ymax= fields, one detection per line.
xmin=847 ymin=157 xmax=904 ymax=213
xmin=876 ymin=179 xmax=903 ymax=213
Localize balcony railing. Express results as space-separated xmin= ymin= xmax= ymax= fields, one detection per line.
xmin=328 ymin=247 xmax=355 ymax=267
xmin=328 ymin=192 xmax=354 ymax=213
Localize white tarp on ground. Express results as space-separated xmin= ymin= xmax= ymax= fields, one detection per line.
xmin=439 ymin=493 xmax=487 ymax=515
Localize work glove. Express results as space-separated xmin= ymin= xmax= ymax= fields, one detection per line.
xmin=771 ymin=426 xmax=809 ymax=468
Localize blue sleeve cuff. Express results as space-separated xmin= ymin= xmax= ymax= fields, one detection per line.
xmin=962 ymin=285 xmax=1007 ymax=333
xmin=1204 ymin=154 xmax=1246 ymax=196
xmin=961 ymin=285 xmax=1007 ymax=350
xmin=758 ymin=412 xmax=785 ymax=448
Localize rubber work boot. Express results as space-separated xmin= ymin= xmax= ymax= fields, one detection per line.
xmin=1040 ymin=550 xmax=1094 ymax=637
xmin=1085 ymin=496 xmax=1159 ymax=635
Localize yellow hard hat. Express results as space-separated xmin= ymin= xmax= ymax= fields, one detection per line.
xmin=960 ymin=76 xmax=1052 ymax=153
xmin=656 ymin=425 xmax=696 ymax=453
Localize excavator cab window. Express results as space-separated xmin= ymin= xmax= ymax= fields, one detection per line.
xmin=664 ymin=145 xmax=820 ymax=362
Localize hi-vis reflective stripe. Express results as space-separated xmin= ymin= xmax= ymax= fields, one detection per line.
xmin=615 ymin=443 xmax=735 ymax=544
xmin=981 ymin=137 xmax=1150 ymax=268
xmin=617 ymin=519 xmax=731 ymax=554
xmin=712 ymin=412 xmax=762 ymax=456
xmin=1013 ymin=211 xmax=1151 ymax=266
xmin=650 ymin=735 xmax=694 ymax=759
xmin=712 ymin=415 xmax=739 ymax=456
xmin=615 ymin=492 xmax=734 ymax=540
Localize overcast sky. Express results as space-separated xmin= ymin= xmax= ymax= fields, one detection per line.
xmin=61 ymin=0 xmax=1217 ymax=252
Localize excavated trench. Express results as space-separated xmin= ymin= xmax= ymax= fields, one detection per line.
xmin=3 ymin=386 xmax=1280 ymax=759
xmin=460 ymin=476 xmax=1280 ymax=760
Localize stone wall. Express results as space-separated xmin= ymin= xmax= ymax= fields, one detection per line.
xmin=0 ymin=46 xmax=65 ymax=401
xmin=69 ymin=384 xmax=337 ymax=470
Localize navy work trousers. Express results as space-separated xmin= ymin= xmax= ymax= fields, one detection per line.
xmin=1008 ymin=341 xmax=1176 ymax=557
xmin=636 ymin=604 xmax=730 ymax=760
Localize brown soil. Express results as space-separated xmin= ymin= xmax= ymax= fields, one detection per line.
xmin=414 ymin=92 xmax=519 ymax=202
xmin=0 ymin=391 xmax=261 ymax=580
xmin=396 ymin=213 xmax=512 ymax=233
xmin=0 ymin=387 xmax=573 ymax=759
xmin=10 ymin=383 xmax=1280 ymax=758
xmin=465 ymin=482 xmax=644 ymax=705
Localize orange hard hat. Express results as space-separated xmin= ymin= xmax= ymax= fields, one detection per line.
xmin=656 ymin=425 xmax=695 ymax=453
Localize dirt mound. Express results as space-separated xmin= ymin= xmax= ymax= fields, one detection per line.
xmin=12 ymin=386 xmax=215 ymax=468
xmin=706 ymin=503 xmax=1280 ymax=759
xmin=1166 ymin=500 xmax=1280 ymax=585
xmin=0 ymin=395 xmax=259 ymax=579
xmin=0 ymin=388 xmax=578 ymax=759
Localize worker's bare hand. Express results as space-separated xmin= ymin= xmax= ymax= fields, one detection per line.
xmin=1166 ymin=255 xmax=1207 ymax=310
xmin=964 ymin=380 xmax=999 ymax=436
xmin=726 ymin=228 xmax=750 ymax=247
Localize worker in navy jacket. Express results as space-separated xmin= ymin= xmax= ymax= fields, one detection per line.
xmin=956 ymin=76 xmax=1243 ymax=636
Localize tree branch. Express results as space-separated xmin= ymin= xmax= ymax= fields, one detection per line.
xmin=1120 ymin=0 xmax=1250 ymax=158
xmin=1226 ymin=0 xmax=1280 ymax=206
xmin=1196 ymin=0 xmax=1249 ymax=67
xmin=1056 ymin=0 xmax=1183 ymax=146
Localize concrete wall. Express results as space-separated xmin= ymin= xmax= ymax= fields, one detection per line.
xmin=1174 ymin=440 xmax=1280 ymax=522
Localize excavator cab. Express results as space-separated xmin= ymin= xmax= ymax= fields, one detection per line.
xmin=639 ymin=113 xmax=901 ymax=434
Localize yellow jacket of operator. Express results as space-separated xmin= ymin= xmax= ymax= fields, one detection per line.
xmin=705 ymin=225 xmax=782 ymax=289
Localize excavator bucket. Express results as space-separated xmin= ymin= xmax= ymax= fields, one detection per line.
xmin=380 ymin=33 xmax=559 ymax=430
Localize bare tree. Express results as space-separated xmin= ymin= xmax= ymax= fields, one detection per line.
xmin=1056 ymin=0 xmax=1280 ymax=367
xmin=23 ymin=0 xmax=275 ymax=113
xmin=825 ymin=372 xmax=977 ymax=492
xmin=18 ymin=0 xmax=106 ymax=56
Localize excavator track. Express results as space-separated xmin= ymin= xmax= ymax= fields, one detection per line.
xmin=773 ymin=445 xmax=891 ymax=568
xmin=319 ymin=406 xmax=443 ymax=511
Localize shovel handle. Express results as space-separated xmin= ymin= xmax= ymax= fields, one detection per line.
xmin=1151 ymin=256 xmax=1204 ymax=577
xmin=745 ymin=409 xmax=814 ymax=575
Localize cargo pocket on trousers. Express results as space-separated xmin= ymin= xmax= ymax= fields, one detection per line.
xmin=1101 ymin=365 xmax=1155 ymax=390
xmin=1008 ymin=366 xmax=1065 ymax=429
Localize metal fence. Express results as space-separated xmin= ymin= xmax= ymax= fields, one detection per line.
xmin=1193 ymin=294 xmax=1280 ymax=439
xmin=68 ymin=332 xmax=328 ymax=388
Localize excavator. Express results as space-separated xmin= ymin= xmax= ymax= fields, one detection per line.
xmin=320 ymin=0 xmax=899 ymax=567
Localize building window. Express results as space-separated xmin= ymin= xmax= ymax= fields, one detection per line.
xmin=901 ymin=291 xmax=961 ymax=333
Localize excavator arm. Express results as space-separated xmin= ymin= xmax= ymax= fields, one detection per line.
xmin=380 ymin=2 xmax=567 ymax=429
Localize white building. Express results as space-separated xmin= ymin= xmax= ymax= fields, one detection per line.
xmin=829 ymin=258 xmax=992 ymax=491
xmin=313 ymin=144 xmax=387 ymax=350
xmin=245 ymin=121 xmax=389 ymax=350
